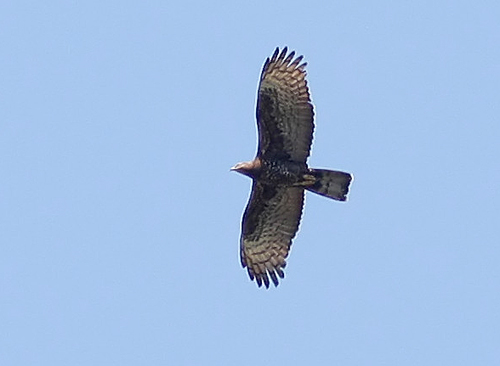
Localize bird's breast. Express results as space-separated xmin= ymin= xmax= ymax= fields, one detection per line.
xmin=259 ymin=159 xmax=307 ymax=186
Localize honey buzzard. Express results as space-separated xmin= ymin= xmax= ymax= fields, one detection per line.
xmin=232 ymin=47 xmax=352 ymax=288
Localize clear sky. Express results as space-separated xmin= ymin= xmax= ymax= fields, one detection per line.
xmin=1 ymin=1 xmax=499 ymax=365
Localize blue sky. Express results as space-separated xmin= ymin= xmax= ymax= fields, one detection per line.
xmin=1 ymin=1 xmax=499 ymax=365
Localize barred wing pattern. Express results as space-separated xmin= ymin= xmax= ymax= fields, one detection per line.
xmin=240 ymin=183 xmax=304 ymax=288
xmin=256 ymin=47 xmax=314 ymax=163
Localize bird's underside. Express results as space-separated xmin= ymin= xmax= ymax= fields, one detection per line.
xmin=232 ymin=47 xmax=352 ymax=288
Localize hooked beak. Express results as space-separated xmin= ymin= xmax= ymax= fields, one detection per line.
xmin=230 ymin=163 xmax=242 ymax=172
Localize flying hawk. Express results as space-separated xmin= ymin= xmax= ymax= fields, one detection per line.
xmin=232 ymin=47 xmax=352 ymax=288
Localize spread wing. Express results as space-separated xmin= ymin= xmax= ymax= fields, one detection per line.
xmin=240 ymin=182 xmax=304 ymax=288
xmin=256 ymin=47 xmax=314 ymax=163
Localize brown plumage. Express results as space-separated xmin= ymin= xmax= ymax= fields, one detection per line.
xmin=232 ymin=47 xmax=352 ymax=288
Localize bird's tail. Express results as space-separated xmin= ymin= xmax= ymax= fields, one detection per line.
xmin=306 ymin=169 xmax=353 ymax=201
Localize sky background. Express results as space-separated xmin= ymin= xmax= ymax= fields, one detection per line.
xmin=1 ymin=1 xmax=499 ymax=365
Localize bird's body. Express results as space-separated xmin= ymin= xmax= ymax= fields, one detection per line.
xmin=232 ymin=47 xmax=352 ymax=288
xmin=234 ymin=158 xmax=309 ymax=185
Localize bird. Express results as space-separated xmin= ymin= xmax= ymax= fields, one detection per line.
xmin=231 ymin=47 xmax=352 ymax=288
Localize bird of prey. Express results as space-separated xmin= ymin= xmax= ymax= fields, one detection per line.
xmin=231 ymin=47 xmax=352 ymax=288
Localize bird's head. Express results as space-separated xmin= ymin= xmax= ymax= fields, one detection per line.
xmin=230 ymin=159 xmax=261 ymax=178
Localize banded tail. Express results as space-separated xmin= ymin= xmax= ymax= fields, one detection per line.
xmin=306 ymin=169 xmax=353 ymax=201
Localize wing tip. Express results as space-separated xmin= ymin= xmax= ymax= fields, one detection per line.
xmin=247 ymin=267 xmax=285 ymax=289
xmin=243 ymin=257 xmax=286 ymax=289
xmin=261 ymin=47 xmax=307 ymax=80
